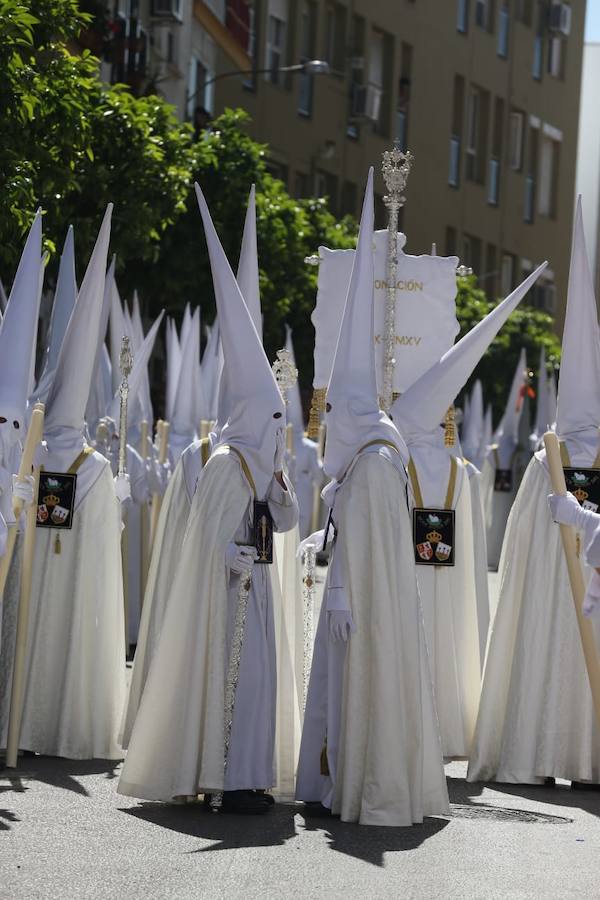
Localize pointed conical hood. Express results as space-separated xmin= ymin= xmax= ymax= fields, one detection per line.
xmin=324 ymin=169 xmax=404 ymax=480
xmin=200 ymin=319 xmax=222 ymax=422
xmin=107 ymin=310 xmax=164 ymax=424
xmin=547 ymin=368 xmax=557 ymax=427
xmin=557 ymin=197 xmax=600 ymax=442
xmin=285 ymin=325 xmax=305 ymax=444
xmin=477 ymin=404 xmax=493 ymax=469
xmin=131 ymin=291 xmax=154 ymax=424
xmin=462 ymin=380 xmax=484 ymax=462
xmin=196 ymin=183 xmax=285 ymax=499
xmin=237 ymin=185 xmax=262 ymax=339
xmin=0 ymin=211 xmax=43 ymax=453
xmin=85 ymin=256 xmax=116 ymax=432
xmin=165 ymin=317 xmax=181 ymax=423
xmin=215 ymin=186 xmax=263 ymax=431
xmin=172 ymin=306 xmax=200 ymax=437
xmin=44 ymin=205 xmax=113 ymax=434
xmin=37 ymin=226 xmax=77 ymax=400
xmin=391 ymin=264 xmax=547 ymax=444
xmin=0 ymin=277 xmax=7 ymax=314
xmin=495 ymin=347 xmax=527 ymax=463
xmin=131 ymin=291 xmax=145 ymax=352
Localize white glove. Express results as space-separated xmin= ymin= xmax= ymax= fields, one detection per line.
xmin=584 ymin=570 xmax=600 ymax=618
xmin=114 ymin=474 xmax=132 ymax=505
xmin=12 ymin=474 xmax=35 ymax=507
xmin=329 ymin=610 xmax=356 ymax=643
xmin=225 ymin=543 xmax=257 ymax=576
xmin=0 ymin=513 xmax=7 ymax=558
xmin=548 ymin=492 xmax=597 ymax=531
xmin=274 ymin=429 xmax=286 ymax=473
xmin=297 ymin=529 xmax=326 ymax=559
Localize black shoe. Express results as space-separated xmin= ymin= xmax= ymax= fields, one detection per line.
xmin=302 ymin=801 xmax=332 ymax=818
xmin=220 ymin=790 xmax=270 ymax=815
xmin=544 ymin=777 xmax=556 ymax=786
xmin=571 ymin=781 xmax=600 ymax=792
xmin=255 ymin=790 xmax=275 ymax=806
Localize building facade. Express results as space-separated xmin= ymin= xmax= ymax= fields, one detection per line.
xmin=576 ymin=41 xmax=600 ymax=299
xmin=97 ymin=0 xmax=585 ymax=326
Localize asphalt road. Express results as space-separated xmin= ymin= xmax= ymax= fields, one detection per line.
xmin=1 ymin=756 xmax=599 ymax=900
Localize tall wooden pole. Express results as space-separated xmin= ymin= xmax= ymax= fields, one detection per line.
xmin=544 ymin=431 xmax=600 ymax=727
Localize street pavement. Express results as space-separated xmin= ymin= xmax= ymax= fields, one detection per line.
xmin=2 ymin=571 xmax=599 ymax=899
xmin=1 ymin=757 xmax=599 ymax=900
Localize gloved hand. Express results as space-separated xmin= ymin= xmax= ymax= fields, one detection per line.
xmin=114 ymin=473 xmax=132 ymax=505
xmin=329 ymin=610 xmax=356 ymax=643
xmin=12 ymin=474 xmax=35 ymax=508
xmin=297 ymin=529 xmax=326 ymax=558
xmin=0 ymin=513 xmax=7 ymax=558
xmin=274 ymin=428 xmax=286 ymax=473
xmin=548 ymin=492 xmax=597 ymax=531
xmin=584 ymin=570 xmax=600 ymax=618
xmin=225 ymin=543 xmax=257 ymax=576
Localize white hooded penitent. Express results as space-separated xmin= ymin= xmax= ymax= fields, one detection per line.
xmin=323 ymin=167 xmax=405 ymax=482
xmin=196 ymin=183 xmax=285 ymax=500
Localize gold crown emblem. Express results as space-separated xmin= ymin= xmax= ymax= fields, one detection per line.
xmin=43 ymin=494 xmax=60 ymax=506
xmin=426 ymin=529 xmax=442 ymax=543
xmin=573 ymin=488 xmax=589 ymax=503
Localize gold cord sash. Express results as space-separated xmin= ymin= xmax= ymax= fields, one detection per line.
xmin=221 ymin=445 xmax=257 ymax=498
xmin=408 ymin=455 xmax=458 ymax=510
xmin=559 ymin=442 xmax=600 ymax=469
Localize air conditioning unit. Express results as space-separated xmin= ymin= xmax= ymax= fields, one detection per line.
xmin=151 ymin=0 xmax=183 ymax=22
xmin=548 ymin=3 xmax=571 ymax=36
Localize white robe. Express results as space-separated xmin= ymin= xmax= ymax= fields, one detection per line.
xmin=407 ymin=449 xmax=483 ymax=758
xmin=120 ymin=443 xmax=202 ymax=749
xmin=296 ymin=446 xmax=449 ymax=826
xmin=118 ymin=448 xmax=299 ymax=799
xmin=464 ymin=460 xmax=491 ymax=662
xmin=2 ymin=455 xmax=126 ymax=758
xmin=468 ymin=452 xmax=600 ymax=784
xmin=484 ymin=444 xmax=531 ymax=570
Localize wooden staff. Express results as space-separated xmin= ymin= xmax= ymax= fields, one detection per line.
xmin=0 ymin=403 xmax=45 ymax=601
xmin=150 ymin=419 xmax=169 ymax=549
xmin=544 ymin=431 xmax=600 ymax=727
xmin=200 ymin=419 xmax=210 ymax=440
xmin=139 ymin=419 xmax=150 ymax=604
xmin=5 ymin=451 xmax=43 ymax=768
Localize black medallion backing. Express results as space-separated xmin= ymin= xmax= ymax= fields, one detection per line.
xmin=36 ymin=471 xmax=77 ymax=530
xmin=563 ymin=467 xmax=600 ymax=513
xmin=253 ymin=500 xmax=274 ymax=564
xmin=413 ymin=507 xmax=455 ymax=567
xmin=494 ymin=469 xmax=513 ymax=492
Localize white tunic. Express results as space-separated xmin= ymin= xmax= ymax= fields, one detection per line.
xmin=118 ymin=448 xmax=299 ymax=800
xmin=296 ymin=446 xmax=449 ymax=826
xmin=2 ymin=455 xmax=126 ymax=758
xmin=468 ymin=451 xmax=600 ymax=784
xmin=407 ymin=448 xmax=483 ymax=758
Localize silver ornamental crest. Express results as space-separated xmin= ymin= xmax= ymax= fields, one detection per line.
xmin=272 ymin=348 xmax=298 ymax=403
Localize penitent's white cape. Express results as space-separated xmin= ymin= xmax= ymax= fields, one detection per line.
xmin=296 ymin=448 xmax=449 ymax=825
xmin=407 ymin=447 xmax=482 ymax=758
xmin=118 ymin=447 xmax=299 ymax=799
xmin=120 ymin=442 xmax=206 ymax=748
xmin=468 ymin=451 xmax=600 ymax=784
xmin=1 ymin=456 xmax=126 ymax=758
xmin=463 ymin=459 xmax=491 ymax=656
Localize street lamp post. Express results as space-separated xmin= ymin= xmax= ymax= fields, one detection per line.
xmin=186 ymin=59 xmax=330 ymax=109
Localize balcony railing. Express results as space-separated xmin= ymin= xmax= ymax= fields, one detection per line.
xmin=448 ymin=135 xmax=461 ymax=187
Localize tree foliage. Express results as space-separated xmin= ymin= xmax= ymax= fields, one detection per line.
xmin=455 ymin=274 xmax=561 ymax=422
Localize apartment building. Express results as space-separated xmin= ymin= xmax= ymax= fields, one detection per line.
xmin=96 ymin=1 xmax=585 ymax=326
xmin=576 ymin=41 xmax=600 ymax=299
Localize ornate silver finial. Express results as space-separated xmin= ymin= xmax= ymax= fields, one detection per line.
xmin=304 ymin=254 xmax=321 ymax=266
xmin=117 ymin=335 xmax=133 ymax=478
xmin=456 ymin=264 xmax=474 ymax=277
xmin=272 ymin=348 xmax=298 ymax=403
xmin=382 ymin=143 xmax=413 ymax=211
xmin=380 ymin=143 xmax=413 ymax=414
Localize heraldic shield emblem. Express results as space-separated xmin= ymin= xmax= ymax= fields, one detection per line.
xmin=413 ymin=508 xmax=456 ymax=567
xmin=563 ymin=468 xmax=600 ymax=512
xmin=36 ymin=471 xmax=77 ymax=530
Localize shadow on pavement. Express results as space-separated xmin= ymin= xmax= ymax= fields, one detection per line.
xmin=122 ymin=801 xmax=449 ymax=867
xmin=0 ymin=755 xmax=122 ymax=800
xmin=449 ymin=776 xmax=598 ymax=820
